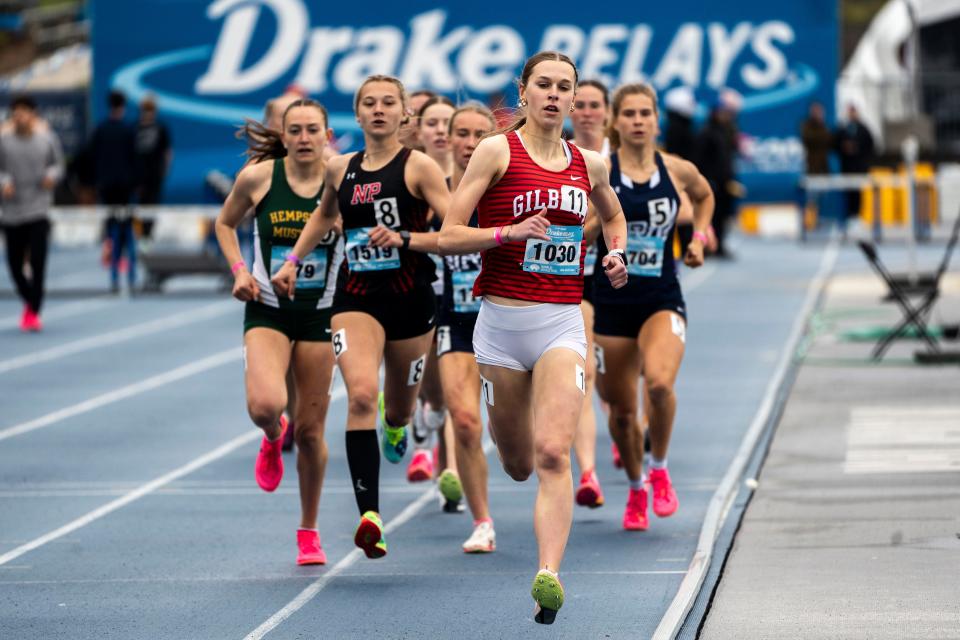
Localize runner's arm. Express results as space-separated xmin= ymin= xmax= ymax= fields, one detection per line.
xmin=214 ymin=163 xmax=261 ymax=269
xmin=439 ymin=136 xmax=549 ymax=255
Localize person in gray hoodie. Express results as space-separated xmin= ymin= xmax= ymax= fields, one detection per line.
xmin=0 ymin=94 xmax=64 ymax=331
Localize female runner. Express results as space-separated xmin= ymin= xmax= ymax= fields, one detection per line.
xmin=437 ymin=103 xmax=498 ymax=551
xmin=567 ymin=78 xmax=611 ymax=506
xmin=273 ymin=76 xmax=450 ymax=559
xmin=215 ymin=99 xmax=341 ymax=565
xmin=407 ymin=96 xmax=464 ymax=513
xmin=440 ymin=52 xmax=628 ymax=624
xmin=591 ymin=84 xmax=714 ymax=531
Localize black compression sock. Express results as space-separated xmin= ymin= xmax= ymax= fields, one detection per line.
xmin=346 ymin=430 xmax=380 ymax=515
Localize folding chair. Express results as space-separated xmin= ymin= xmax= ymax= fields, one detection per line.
xmin=857 ymin=210 xmax=960 ymax=361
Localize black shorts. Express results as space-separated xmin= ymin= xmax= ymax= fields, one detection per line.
xmin=593 ymin=292 xmax=687 ymax=339
xmin=332 ymin=284 xmax=436 ymax=341
xmin=437 ymin=313 xmax=477 ymax=356
xmin=582 ymin=274 xmax=595 ymax=305
xmin=244 ymin=301 xmax=333 ymax=342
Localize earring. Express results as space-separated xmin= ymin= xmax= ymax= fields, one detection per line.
xmin=569 ymin=104 xmax=575 ymax=113
xmin=518 ymin=98 xmax=527 ymax=108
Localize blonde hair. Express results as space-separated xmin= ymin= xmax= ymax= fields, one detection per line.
xmin=449 ymin=102 xmax=496 ymax=134
xmin=607 ymin=83 xmax=659 ymax=149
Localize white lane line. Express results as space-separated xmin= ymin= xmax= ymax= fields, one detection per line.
xmin=0 ymin=347 xmax=241 ymax=443
xmin=0 ymin=386 xmax=346 ymax=568
xmin=652 ymin=238 xmax=840 ymax=640
xmin=0 ymin=301 xmax=235 ymax=374
xmin=244 ymin=440 xmax=496 ymax=640
xmin=0 ymin=297 xmax=116 ymax=330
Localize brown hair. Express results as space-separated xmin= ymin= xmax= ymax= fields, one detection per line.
xmin=448 ymin=102 xmax=496 ymax=135
xmin=417 ymin=95 xmax=455 ymax=124
xmin=577 ymin=79 xmax=610 ymax=106
xmin=353 ymin=75 xmax=408 ymax=112
xmin=497 ymin=51 xmax=578 ymax=136
xmin=606 ymin=83 xmax=659 ymax=149
xmin=240 ymin=98 xmax=329 ymax=164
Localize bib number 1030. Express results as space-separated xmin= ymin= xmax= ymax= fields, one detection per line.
xmin=522 ymin=225 xmax=582 ymax=276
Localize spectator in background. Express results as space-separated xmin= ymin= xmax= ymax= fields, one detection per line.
xmin=0 ymin=94 xmax=64 ymax=331
xmin=801 ymin=102 xmax=832 ymax=175
xmin=663 ymin=86 xmax=697 ymax=159
xmin=663 ymin=86 xmax=700 ymax=253
xmin=135 ymin=95 xmax=172 ymax=238
xmin=800 ymin=101 xmax=834 ymax=233
xmin=835 ymin=104 xmax=875 ymax=227
xmin=91 ymin=90 xmax=137 ymax=293
xmin=695 ymin=91 xmax=741 ymax=259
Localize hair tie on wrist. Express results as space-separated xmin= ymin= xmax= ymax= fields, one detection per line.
xmin=231 ymin=260 xmax=246 ymax=275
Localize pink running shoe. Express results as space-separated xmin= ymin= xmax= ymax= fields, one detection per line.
xmin=611 ymin=442 xmax=623 ymax=469
xmin=649 ymin=468 xmax=679 ymax=517
xmin=296 ymin=529 xmax=327 ymax=565
xmin=622 ymin=487 xmax=649 ymax=531
xmin=255 ymin=415 xmax=287 ymax=492
xmin=575 ymin=469 xmax=605 ymax=508
xmin=406 ymin=449 xmax=434 ymax=482
xmin=23 ymin=308 xmax=42 ymax=332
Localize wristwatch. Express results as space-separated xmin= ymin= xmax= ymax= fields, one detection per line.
xmin=399 ymin=230 xmax=411 ymax=250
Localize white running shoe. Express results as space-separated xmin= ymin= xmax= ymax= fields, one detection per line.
xmin=462 ymin=521 xmax=496 ymax=553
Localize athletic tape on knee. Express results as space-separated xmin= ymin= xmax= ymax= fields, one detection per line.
xmin=480 ymin=374 xmax=495 ymax=406
xmin=407 ymin=354 xmax=426 ymax=386
xmin=670 ymin=314 xmax=686 ymax=344
xmin=594 ymin=344 xmax=606 ymax=374
xmin=332 ymin=329 xmax=347 ymax=358
xmin=575 ymin=364 xmax=586 ymax=394
xmin=436 ymin=326 xmax=451 ymax=357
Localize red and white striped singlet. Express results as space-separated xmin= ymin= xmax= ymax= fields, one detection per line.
xmin=474 ymin=131 xmax=592 ymax=304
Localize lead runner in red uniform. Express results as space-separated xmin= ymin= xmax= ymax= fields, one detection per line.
xmin=440 ymin=51 xmax=628 ymax=625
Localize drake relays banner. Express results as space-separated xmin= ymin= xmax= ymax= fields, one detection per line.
xmin=92 ymin=0 xmax=837 ymax=203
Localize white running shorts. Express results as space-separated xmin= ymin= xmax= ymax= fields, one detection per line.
xmin=473 ymin=298 xmax=586 ymax=372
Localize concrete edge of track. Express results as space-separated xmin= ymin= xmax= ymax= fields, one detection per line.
xmin=652 ymin=238 xmax=841 ymax=640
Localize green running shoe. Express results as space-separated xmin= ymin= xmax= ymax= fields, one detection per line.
xmin=354 ymin=511 xmax=387 ymax=559
xmin=438 ymin=469 xmax=463 ymax=502
xmin=531 ymin=568 xmax=564 ymax=624
xmin=377 ymin=392 xmax=407 ymax=464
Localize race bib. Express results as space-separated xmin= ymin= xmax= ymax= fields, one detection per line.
xmin=452 ymin=270 xmax=481 ymax=313
xmin=345 ymin=227 xmax=400 ymax=272
xmin=522 ymin=225 xmax=582 ymax=276
xmin=270 ymin=246 xmax=327 ymax=289
xmin=626 ymin=232 xmax=664 ymax=278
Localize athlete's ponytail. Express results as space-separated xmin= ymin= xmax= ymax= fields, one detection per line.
xmin=239 ymin=98 xmax=329 ymax=164
xmin=606 ymin=83 xmax=659 ymax=150
xmin=491 ymin=51 xmax=579 ymax=138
